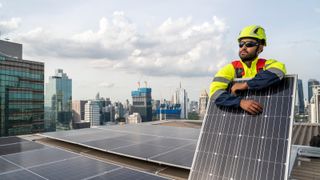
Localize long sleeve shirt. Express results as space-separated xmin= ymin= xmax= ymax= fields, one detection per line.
xmin=209 ymin=57 xmax=286 ymax=107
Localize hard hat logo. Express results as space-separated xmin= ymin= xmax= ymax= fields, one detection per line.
xmin=238 ymin=25 xmax=267 ymax=46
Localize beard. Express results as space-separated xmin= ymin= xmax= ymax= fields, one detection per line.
xmin=239 ymin=50 xmax=258 ymax=62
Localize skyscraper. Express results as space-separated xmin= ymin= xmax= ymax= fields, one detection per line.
xmin=131 ymin=86 xmax=152 ymax=122
xmin=199 ymin=89 xmax=209 ymax=120
xmin=297 ymin=79 xmax=305 ymax=114
xmin=0 ymin=41 xmax=44 ymax=136
xmin=309 ymin=85 xmax=320 ymax=123
xmin=45 ymin=69 xmax=72 ymax=131
xmin=308 ymin=79 xmax=320 ymax=102
xmin=85 ymin=101 xmax=100 ymax=126
xmin=173 ymin=83 xmax=188 ymax=119
xmin=72 ymin=100 xmax=88 ymax=122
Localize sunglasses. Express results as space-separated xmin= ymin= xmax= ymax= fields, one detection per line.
xmin=239 ymin=41 xmax=259 ymax=48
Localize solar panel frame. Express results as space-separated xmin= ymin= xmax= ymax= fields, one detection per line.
xmin=189 ymin=75 xmax=297 ymax=180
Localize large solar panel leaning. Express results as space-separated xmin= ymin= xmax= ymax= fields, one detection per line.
xmin=189 ymin=75 xmax=297 ymax=180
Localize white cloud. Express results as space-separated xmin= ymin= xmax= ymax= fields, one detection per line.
xmin=0 ymin=18 xmax=21 ymax=34
xmin=315 ymin=8 xmax=320 ymax=13
xmin=0 ymin=3 xmax=2 ymax=8
xmin=17 ymin=12 xmax=231 ymax=77
xmin=98 ymin=82 xmax=115 ymax=88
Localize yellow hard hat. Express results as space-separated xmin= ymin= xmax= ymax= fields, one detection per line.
xmin=238 ymin=25 xmax=267 ymax=46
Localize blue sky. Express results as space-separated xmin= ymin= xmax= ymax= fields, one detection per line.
xmin=0 ymin=0 xmax=319 ymax=102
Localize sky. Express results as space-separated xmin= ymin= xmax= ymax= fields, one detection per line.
xmin=0 ymin=0 xmax=319 ymax=102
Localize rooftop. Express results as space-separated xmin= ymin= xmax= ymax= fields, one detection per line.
xmin=1 ymin=120 xmax=319 ymax=179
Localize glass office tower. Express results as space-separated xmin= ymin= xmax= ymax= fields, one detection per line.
xmin=131 ymin=87 xmax=152 ymax=122
xmin=0 ymin=53 xmax=44 ymax=136
xmin=45 ymin=69 xmax=72 ymax=131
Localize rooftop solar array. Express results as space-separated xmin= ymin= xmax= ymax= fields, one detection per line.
xmin=42 ymin=123 xmax=200 ymax=169
xmin=0 ymin=136 xmax=169 ymax=180
xmin=189 ymin=76 xmax=297 ymax=180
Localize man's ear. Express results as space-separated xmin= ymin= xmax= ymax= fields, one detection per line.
xmin=258 ymin=45 xmax=264 ymax=54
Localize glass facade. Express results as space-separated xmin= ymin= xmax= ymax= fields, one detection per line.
xmin=45 ymin=69 xmax=72 ymax=131
xmin=0 ymin=54 xmax=44 ymax=136
xmin=131 ymin=88 xmax=152 ymax=122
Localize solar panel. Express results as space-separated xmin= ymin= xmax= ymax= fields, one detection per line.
xmin=0 ymin=157 xmax=20 ymax=173
xmin=88 ymin=168 xmax=168 ymax=180
xmin=0 ymin=137 xmax=27 ymax=145
xmin=0 ymin=141 xmax=45 ymax=156
xmin=0 ymin=137 xmax=169 ymax=180
xmin=41 ymin=124 xmax=200 ymax=169
xmin=111 ymin=143 xmax=172 ymax=160
xmin=150 ymin=146 xmax=195 ymax=168
xmin=189 ymin=75 xmax=296 ymax=180
xmin=29 ymin=156 xmax=119 ymax=180
xmin=0 ymin=170 xmax=44 ymax=180
xmin=3 ymin=147 xmax=79 ymax=168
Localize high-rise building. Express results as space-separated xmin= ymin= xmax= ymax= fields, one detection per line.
xmin=199 ymin=90 xmax=209 ymax=120
xmin=85 ymin=101 xmax=100 ymax=126
xmin=45 ymin=69 xmax=72 ymax=131
xmin=114 ymin=101 xmax=124 ymax=119
xmin=0 ymin=40 xmax=22 ymax=59
xmin=173 ymin=84 xmax=188 ymax=119
xmin=0 ymin=41 xmax=44 ymax=136
xmin=297 ymin=79 xmax=305 ymax=114
xmin=131 ymin=87 xmax=152 ymax=122
xmin=189 ymin=101 xmax=199 ymax=113
xmin=309 ymin=85 xmax=320 ymax=123
xmin=308 ymin=79 xmax=320 ymax=102
xmin=72 ymin=100 xmax=88 ymax=122
xmin=157 ymin=102 xmax=181 ymax=120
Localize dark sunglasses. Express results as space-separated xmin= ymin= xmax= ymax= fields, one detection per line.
xmin=239 ymin=41 xmax=259 ymax=48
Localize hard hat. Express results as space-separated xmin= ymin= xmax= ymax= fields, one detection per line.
xmin=238 ymin=25 xmax=267 ymax=46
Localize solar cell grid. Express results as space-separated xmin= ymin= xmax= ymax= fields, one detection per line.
xmin=0 ymin=137 xmax=169 ymax=180
xmin=189 ymin=76 xmax=296 ymax=180
xmin=42 ymin=123 xmax=200 ymax=169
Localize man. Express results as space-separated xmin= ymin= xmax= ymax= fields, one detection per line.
xmin=209 ymin=25 xmax=286 ymax=115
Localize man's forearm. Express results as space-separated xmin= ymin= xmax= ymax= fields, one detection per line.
xmin=214 ymin=92 xmax=242 ymax=107
xmin=247 ymin=70 xmax=282 ymax=90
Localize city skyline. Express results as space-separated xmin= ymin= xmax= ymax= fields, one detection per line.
xmin=0 ymin=0 xmax=319 ymax=102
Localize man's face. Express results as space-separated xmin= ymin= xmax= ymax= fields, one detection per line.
xmin=238 ymin=38 xmax=261 ymax=61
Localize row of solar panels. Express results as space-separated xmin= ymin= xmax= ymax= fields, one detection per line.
xmin=0 ymin=136 xmax=168 ymax=180
xmin=42 ymin=124 xmax=200 ymax=169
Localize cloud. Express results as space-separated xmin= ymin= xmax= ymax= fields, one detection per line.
xmin=98 ymin=82 xmax=115 ymax=88
xmin=17 ymin=12 xmax=231 ymax=77
xmin=0 ymin=18 xmax=21 ymax=34
xmin=315 ymin=8 xmax=320 ymax=13
xmin=0 ymin=3 xmax=2 ymax=8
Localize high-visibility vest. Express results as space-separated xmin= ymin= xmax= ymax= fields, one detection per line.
xmin=231 ymin=58 xmax=266 ymax=78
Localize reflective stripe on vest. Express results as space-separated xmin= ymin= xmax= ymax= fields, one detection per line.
xmin=231 ymin=59 xmax=266 ymax=78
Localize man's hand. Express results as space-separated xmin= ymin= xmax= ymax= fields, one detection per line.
xmin=231 ymin=82 xmax=249 ymax=95
xmin=240 ymin=99 xmax=263 ymax=115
